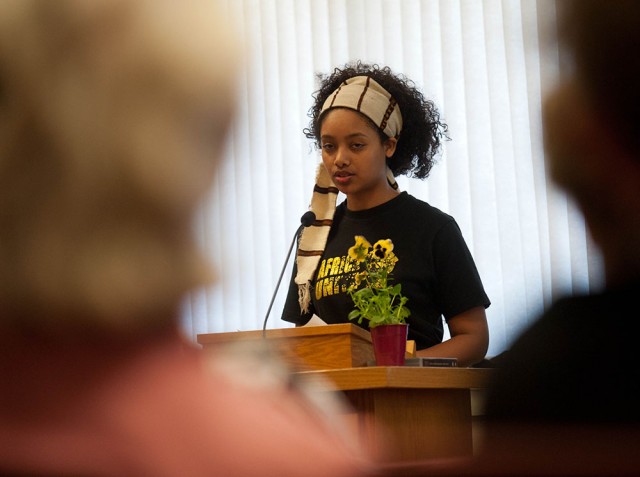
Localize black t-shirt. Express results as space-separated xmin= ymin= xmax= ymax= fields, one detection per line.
xmin=281 ymin=192 xmax=490 ymax=350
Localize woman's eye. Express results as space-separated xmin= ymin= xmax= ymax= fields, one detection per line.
xmin=351 ymin=143 xmax=364 ymax=150
xmin=322 ymin=144 xmax=334 ymax=151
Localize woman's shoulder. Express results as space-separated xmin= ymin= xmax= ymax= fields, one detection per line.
xmin=338 ymin=192 xmax=455 ymax=227
xmin=401 ymin=193 xmax=455 ymax=223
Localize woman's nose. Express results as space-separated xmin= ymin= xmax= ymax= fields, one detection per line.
xmin=334 ymin=147 xmax=350 ymax=167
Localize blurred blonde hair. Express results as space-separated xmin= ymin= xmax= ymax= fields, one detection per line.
xmin=0 ymin=0 xmax=240 ymax=332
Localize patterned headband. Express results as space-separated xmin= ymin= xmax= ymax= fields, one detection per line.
xmin=320 ymin=75 xmax=403 ymax=138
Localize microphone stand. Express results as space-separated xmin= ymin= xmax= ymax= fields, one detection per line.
xmin=262 ymin=212 xmax=316 ymax=337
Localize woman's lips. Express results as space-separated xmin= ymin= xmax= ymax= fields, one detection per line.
xmin=333 ymin=172 xmax=353 ymax=184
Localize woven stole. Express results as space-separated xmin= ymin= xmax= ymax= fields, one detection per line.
xmin=294 ymin=163 xmax=398 ymax=314
xmin=295 ymin=164 xmax=338 ymax=313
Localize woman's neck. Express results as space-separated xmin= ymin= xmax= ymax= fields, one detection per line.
xmin=346 ymin=187 xmax=400 ymax=212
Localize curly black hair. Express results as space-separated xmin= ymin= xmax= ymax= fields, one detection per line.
xmin=303 ymin=61 xmax=449 ymax=179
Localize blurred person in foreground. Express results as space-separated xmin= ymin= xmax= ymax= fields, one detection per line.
xmin=477 ymin=1 xmax=640 ymax=474
xmin=0 ymin=1 xmax=374 ymax=475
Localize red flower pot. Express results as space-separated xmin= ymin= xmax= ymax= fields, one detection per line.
xmin=370 ymin=323 xmax=408 ymax=366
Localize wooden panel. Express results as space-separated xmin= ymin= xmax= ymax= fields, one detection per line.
xmin=197 ymin=324 xmax=375 ymax=371
xmin=299 ymin=367 xmax=493 ymax=462
xmin=345 ymin=388 xmax=472 ymax=461
xmin=300 ymin=366 xmax=494 ymax=390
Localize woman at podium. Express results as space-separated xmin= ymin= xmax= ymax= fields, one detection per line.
xmin=281 ymin=62 xmax=491 ymax=368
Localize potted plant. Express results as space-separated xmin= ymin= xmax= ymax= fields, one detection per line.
xmin=346 ymin=235 xmax=411 ymax=365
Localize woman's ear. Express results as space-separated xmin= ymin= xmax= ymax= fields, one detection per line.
xmin=384 ymin=137 xmax=398 ymax=158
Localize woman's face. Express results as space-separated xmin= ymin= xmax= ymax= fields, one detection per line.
xmin=319 ymin=108 xmax=397 ymax=210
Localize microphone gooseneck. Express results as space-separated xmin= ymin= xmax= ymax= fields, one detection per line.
xmin=262 ymin=211 xmax=316 ymax=335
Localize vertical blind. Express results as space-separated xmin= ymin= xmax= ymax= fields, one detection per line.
xmin=182 ymin=0 xmax=603 ymax=358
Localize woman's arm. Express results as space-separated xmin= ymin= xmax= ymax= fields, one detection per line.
xmin=415 ymin=306 xmax=489 ymax=367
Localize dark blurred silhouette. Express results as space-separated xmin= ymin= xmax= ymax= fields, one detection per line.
xmin=485 ymin=0 xmax=640 ymax=426
xmin=479 ymin=1 xmax=640 ymax=474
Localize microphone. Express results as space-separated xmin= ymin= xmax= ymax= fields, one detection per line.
xmin=262 ymin=211 xmax=316 ymax=334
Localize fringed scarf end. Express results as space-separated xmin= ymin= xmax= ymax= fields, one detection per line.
xmin=297 ymin=282 xmax=312 ymax=314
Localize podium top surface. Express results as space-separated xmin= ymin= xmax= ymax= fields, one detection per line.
xmin=196 ymin=323 xmax=372 ymax=345
xmin=298 ymin=366 xmax=495 ymax=391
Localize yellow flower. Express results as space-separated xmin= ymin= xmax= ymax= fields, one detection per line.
xmin=372 ymin=239 xmax=393 ymax=259
xmin=346 ymin=235 xmax=410 ymax=327
xmin=348 ymin=235 xmax=371 ymax=262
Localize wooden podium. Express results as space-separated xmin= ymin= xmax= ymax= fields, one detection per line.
xmin=197 ymin=323 xmax=375 ymax=371
xmin=301 ymin=366 xmax=493 ymax=461
xmin=197 ymin=324 xmax=493 ymax=462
